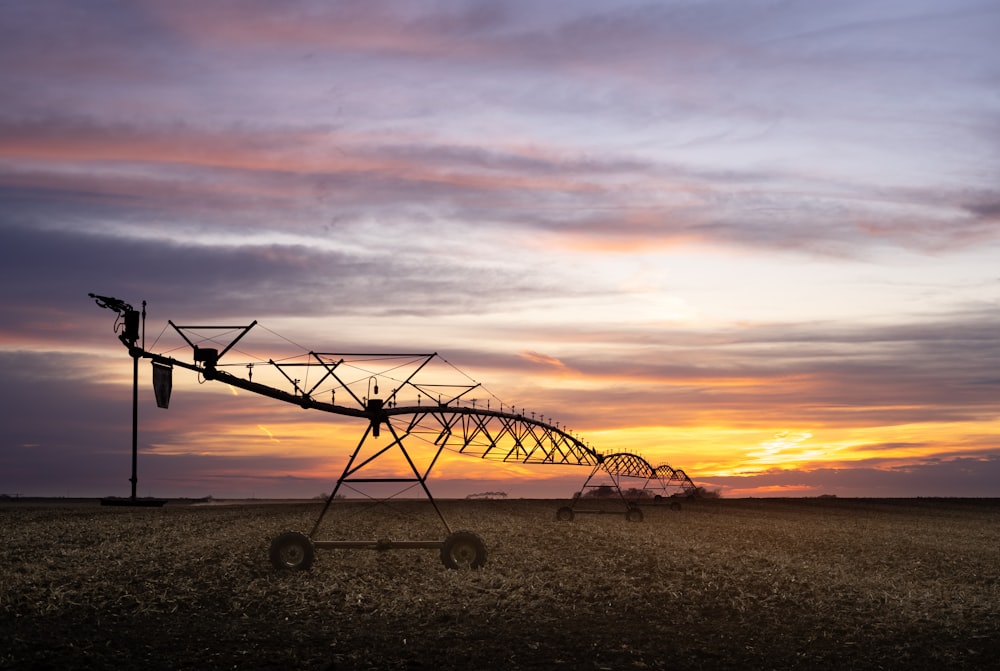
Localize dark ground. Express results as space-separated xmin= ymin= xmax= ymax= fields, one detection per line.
xmin=2 ymin=497 xmax=998 ymax=669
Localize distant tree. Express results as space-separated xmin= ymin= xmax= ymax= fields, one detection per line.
xmin=314 ymin=492 xmax=346 ymax=500
xmin=583 ymin=485 xmax=616 ymax=498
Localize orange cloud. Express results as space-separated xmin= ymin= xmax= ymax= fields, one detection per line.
xmin=518 ymin=350 xmax=571 ymax=372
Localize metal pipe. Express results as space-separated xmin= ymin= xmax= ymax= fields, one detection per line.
xmin=130 ymin=348 xmax=138 ymax=500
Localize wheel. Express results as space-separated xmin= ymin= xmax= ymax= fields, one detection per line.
xmin=556 ymin=506 xmax=575 ymax=522
xmin=269 ymin=531 xmax=315 ymax=570
xmin=625 ymin=506 xmax=644 ymax=523
xmin=440 ymin=530 xmax=487 ymax=569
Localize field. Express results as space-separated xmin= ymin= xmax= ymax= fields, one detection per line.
xmin=2 ymin=497 xmax=998 ymax=670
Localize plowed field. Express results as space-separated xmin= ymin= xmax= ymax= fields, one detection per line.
xmin=2 ymin=498 xmax=998 ymax=669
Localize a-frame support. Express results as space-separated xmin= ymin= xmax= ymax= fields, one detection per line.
xmin=309 ymin=417 xmax=452 ymax=538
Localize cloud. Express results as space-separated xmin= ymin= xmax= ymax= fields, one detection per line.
xmin=4 ymin=1 xmax=998 ymax=262
xmin=706 ymin=454 xmax=1000 ymax=498
xmin=518 ymin=350 xmax=571 ymax=372
xmin=4 ymin=122 xmax=995 ymax=266
xmin=0 ymin=221 xmax=576 ymax=339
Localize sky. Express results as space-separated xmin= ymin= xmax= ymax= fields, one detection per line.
xmin=1 ymin=0 xmax=999 ymax=500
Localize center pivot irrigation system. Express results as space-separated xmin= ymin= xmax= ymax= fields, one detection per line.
xmin=91 ymin=294 xmax=697 ymax=570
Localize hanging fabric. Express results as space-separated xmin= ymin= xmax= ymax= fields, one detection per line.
xmin=152 ymin=361 xmax=173 ymax=409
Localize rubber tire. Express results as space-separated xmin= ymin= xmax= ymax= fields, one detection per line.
xmin=269 ymin=531 xmax=315 ymax=571
xmin=556 ymin=506 xmax=575 ymax=522
xmin=440 ymin=530 xmax=487 ymax=569
xmin=625 ymin=507 xmax=644 ymax=523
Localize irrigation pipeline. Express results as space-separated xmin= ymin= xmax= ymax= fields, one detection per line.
xmin=90 ymin=293 xmax=697 ymax=496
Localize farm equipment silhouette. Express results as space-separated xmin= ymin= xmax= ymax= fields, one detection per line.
xmin=90 ymin=294 xmax=697 ymax=568
xmin=556 ymin=452 xmax=697 ymax=522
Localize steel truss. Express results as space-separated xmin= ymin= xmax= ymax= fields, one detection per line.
xmin=555 ymin=452 xmax=699 ymax=522
xmin=90 ymin=295 xmax=697 ymax=569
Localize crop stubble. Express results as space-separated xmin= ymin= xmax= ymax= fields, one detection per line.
xmin=1 ymin=497 xmax=998 ymax=669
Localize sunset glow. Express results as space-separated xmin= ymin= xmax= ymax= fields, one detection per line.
xmin=1 ymin=1 xmax=998 ymax=499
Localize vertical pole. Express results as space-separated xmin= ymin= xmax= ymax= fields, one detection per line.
xmin=129 ymin=302 xmax=144 ymax=500
xmin=130 ymin=349 xmax=138 ymax=500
